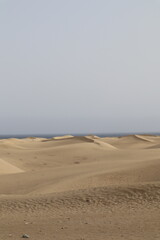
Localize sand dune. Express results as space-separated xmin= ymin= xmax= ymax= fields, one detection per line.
xmin=134 ymin=134 xmax=154 ymax=142
xmin=0 ymin=135 xmax=160 ymax=240
xmin=147 ymin=143 xmax=160 ymax=149
xmin=53 ymin=135 xmax=73 ymax=140
xmin=0 ymin=158 xmax=24 ymax=175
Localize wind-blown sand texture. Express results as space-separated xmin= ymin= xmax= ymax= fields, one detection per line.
xmin=0 ymin=135 xmax=160 ymax=240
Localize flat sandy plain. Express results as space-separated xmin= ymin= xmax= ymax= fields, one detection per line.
xmin=0 ymin=135 xmax=160 ymax=240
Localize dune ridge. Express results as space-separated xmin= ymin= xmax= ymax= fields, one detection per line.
xmin=0 ymin=158 xmax=24 ymax=175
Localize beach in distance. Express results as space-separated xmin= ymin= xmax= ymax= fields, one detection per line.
xmin=0 ymin=134 xmax=160 ymax=240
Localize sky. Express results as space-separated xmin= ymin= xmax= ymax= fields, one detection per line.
xmin=0 ymin=0 xmax=160 ymax=135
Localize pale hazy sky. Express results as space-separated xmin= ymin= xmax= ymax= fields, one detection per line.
xmin=0 ymin=0 xmax=160 ymax=135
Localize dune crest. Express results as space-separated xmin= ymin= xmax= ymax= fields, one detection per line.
xmin=0 ymin=158 xmax=24 ymax=175
xmin=53 ymin=135 xmax=73 ymax=140
xmin=134 ymin=134 xmax=154 ymax=142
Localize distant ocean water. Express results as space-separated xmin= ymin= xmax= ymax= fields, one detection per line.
xmin=0 ymin=133 xmax=160 ymax=139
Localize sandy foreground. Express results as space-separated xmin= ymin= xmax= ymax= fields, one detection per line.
xmin=0 ymin=135 xmax=160 ymax=240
